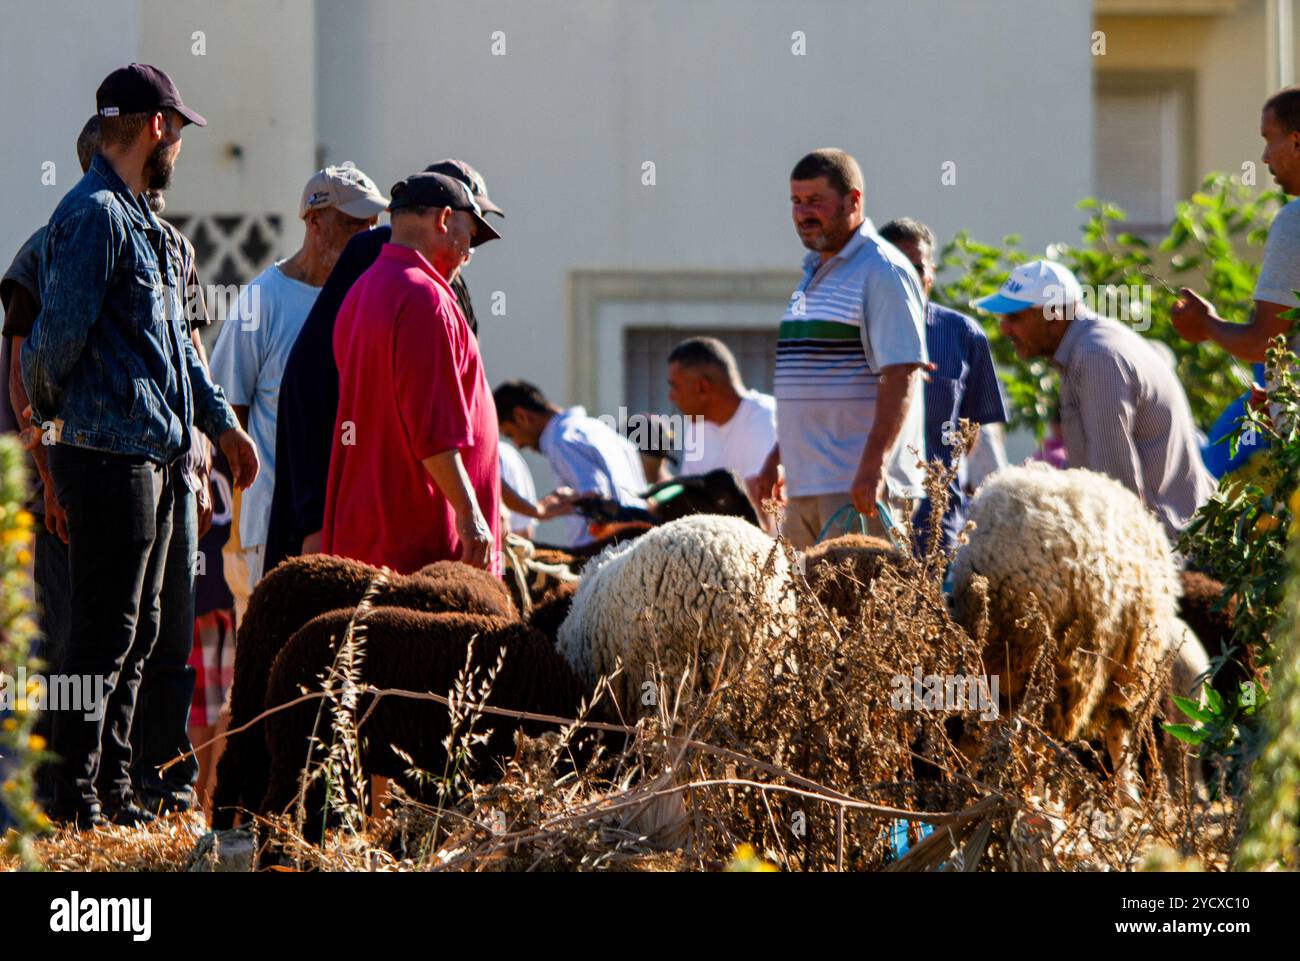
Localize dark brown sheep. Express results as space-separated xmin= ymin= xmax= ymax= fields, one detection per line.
xmin=212 ymin=554 xmax=516 ymax=828
xmin=259 ymin=608 xmax=594 ymax=841
xmin=416 ymin=560 xmax=517 ymax=612
xmin=1176 ymin=570 xmax=1261 ymax=704
xmin=526 ymin=579 xmax=578 ymax=644
xmin=800 ymin=533 xmax=908 ymax=621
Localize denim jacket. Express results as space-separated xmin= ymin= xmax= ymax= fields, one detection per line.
xmin=21 ymin=154 xmax=238 ymax=462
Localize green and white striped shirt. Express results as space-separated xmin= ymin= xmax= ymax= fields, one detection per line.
xmin=775 ymin=219 xmax=929 ymax=498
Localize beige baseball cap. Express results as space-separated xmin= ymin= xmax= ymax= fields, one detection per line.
xmin=299 ymin=163 xmax=389 ymax=219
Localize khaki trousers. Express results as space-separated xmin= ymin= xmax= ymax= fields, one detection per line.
xmin=783 ymin=492 xmax=915 ymax=551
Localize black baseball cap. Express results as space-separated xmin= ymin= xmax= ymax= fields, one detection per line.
xmin=388 ymin=172 xmax=502 ymax=246
xmin=96 ymin=63 xmax=206 ymax=127
xmin=423 ymin=159 xmax=504 ymax=217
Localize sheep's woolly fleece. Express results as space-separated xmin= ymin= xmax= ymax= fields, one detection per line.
xmin=557 ymin=514 xmax=796 ymax=708
xmin=259 ymin=609 xmax=591 ymax=834
xmin=950 ymin=464 xmax=1180 ymax=742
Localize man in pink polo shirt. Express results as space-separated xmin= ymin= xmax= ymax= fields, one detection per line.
xmin=322 ymin=172 xmax=503 ymax=574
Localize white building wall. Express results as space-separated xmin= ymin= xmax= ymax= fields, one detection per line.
xmin=0 ymin=0 xmax=140 ymax=259
xmin=0 ymin=0 xmax=315 ymax=307
xmin=138 ymin=0 xmax=316 ymax=235
xmin=316 ymin=0 xmax=1092 ymax=400
xmin=315 ymin=0 xmax=1093 ymax=504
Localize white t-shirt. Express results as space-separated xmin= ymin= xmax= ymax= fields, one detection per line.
xmin=680 ymin=390 xmax=777 ymax=480
xmin=499 ymin=440 xmax=538 ymax=536
xmin=209 ymin=262 xmax=321 ymax=548
xmin=1256 ymin=197 xmax=1300 ymax=312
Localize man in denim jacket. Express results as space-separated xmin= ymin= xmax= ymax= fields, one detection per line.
xmin=21 ymin=64 xmax=258 ymax=827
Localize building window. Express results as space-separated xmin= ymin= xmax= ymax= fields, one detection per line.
xmin=624 ymin=326 xmax=777 ymax=416
xmin=1094 ymin=74 xmax=1193 ymax=234
xmin=567 ymin=270 xmax=799 ymax=419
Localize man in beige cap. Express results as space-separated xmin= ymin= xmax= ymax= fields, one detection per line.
xmin=210 ymin=162 xmax=387 ymax=590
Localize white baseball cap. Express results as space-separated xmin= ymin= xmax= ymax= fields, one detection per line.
xmin=972 ymin=259 xmax=1084 ymax=314
xmin=299 ymin=162 xmax=389 ymax=219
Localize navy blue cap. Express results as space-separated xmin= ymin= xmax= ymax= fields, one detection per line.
xmin=96 ymin=63 xmax=206 ymax=127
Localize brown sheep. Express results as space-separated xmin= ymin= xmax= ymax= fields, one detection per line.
xmin=259 ymin=608 xmax=594 ymax=841
xmin=212 ymin=554 xmax=515 ymax=829
xmin=526 ymin=579 xmax=578 ymax=644
xmin=800 ymin=533 xmax=907 ymax=621
xmin=1176 ymin=570 xmax=1261 ymax=703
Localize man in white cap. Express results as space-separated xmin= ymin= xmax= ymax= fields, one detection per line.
xmin=210 ymin=163 xmax=387 ymax=589
xmin=974 ymin=259 xmax=1215 ymax=541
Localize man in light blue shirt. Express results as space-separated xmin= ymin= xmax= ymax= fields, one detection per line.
xmin=493 ymin=380 xmax=648 ymax=547
xmin=209 ymin=164 xmax=386 ymax=585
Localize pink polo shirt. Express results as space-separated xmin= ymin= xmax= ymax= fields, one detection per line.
xmin=322 ymin=243 xmax=501 ymax=575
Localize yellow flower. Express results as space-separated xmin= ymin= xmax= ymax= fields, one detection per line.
xmin=15 ymin=510 xmax=34 ymax=529
xmin=15 ymin=549 xmax=31 ymax=566
xmin=1 ymin=718 xmax=16 ymax=732
xmin=2 ymin=528 xmax=31 ymax=546
xmin=0 ymin=780 xmax=15 ymax=794
xmin=726 ymin=843 xmax=779 ymax=872
xmin=27 ymin=734 xmax=46 ymax=752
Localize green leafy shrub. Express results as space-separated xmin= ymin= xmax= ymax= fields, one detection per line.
xmin=932 ymin=173 xmax=1283 ymax=437
xmin=1236 ymin=490 xmax=1300 ymax=869
xmin=1172 ymin=336 xmax=1300 ymax=787
xmin=0 ymin=434 xmax=51 ymax=869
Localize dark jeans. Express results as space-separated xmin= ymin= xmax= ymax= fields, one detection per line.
xmin=46 ymin=444 xmax=174 ymax=819
xmin=31 ymin=523 xmax=73 ymax=672
xmin=31 ymin=523 xmax=72 ymax=807
xmin=131 ymin=479 xmax=199 ymax=806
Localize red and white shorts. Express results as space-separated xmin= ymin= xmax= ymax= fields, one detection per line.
xmin=188 ymin=609 xmax=236 ymax=728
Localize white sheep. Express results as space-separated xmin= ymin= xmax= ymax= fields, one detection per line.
xmin=950 ymin=463 xmax=1182 ymax=783
xmin=557 ymin=514 xmax=796 ymax=710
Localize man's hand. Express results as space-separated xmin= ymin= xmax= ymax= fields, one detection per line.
xmin=1171 ymin=288 xmax=1214 ymax=344
xmin=456 ymin=508 xmax=494 ymax=569
xmin=536 ymin=492 xmax=577 ymax=519
xmin=196 ymin=475 xmax=214 ymax=538
xmin=19 ymin=405 xmax=46 ymax=452
xmin=850 ymin=458 xmax=885 ymax=518
xmin=746 ymin=448 xmax=785 ymax=510
xmin=43 ymin=482 xmax=68 ymax=544
xmin=218 ymin=427 xmax=259 ymax=490
xmin=301 ymin=529 xmax=323 ymax=555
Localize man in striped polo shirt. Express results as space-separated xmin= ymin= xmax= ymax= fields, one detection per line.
xmin=751 ymin=149 xmax=928 ymax=550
